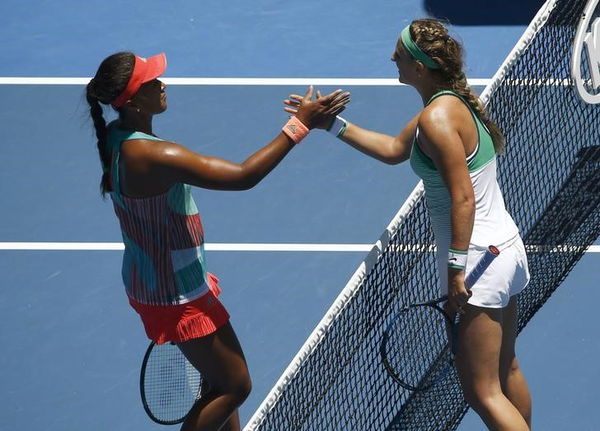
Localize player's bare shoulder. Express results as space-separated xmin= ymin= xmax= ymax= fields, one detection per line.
xmin=420 ymin=95 xmax=470 ymax=135
xmin=120 ymin=137 xmax=181 ymax=166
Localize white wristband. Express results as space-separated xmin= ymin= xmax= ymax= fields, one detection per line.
xmin=448 ymin=248 xmax=468 ymax=270
xmin=327 ymin=116 xmax=348 ymax=138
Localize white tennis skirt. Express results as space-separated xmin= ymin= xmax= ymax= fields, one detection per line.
xmin=437 ymin=236 xmax=530 ymax=308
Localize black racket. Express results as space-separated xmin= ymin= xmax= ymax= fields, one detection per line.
xmin=380 ymin=245 xmax=500 ymax=391
xmin=139 ymin=341 xmax=206 ymax=425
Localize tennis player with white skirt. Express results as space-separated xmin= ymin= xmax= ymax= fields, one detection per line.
xmin=285 ymin=18 xmax=532 ymax=430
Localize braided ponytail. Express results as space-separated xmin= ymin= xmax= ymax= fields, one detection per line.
xmin=86 ymin=52 xmax=135 ymax=196
xmin=86 ymin=84 xmax=112 ymax=195
xmin=411 ymin=19 xmax=505 ymax=154
xmin=448 ymin=74 xmax=505 ymax=154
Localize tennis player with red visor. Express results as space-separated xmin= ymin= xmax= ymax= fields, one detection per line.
xmin=85 ymin=51 xmax=349 ymax=431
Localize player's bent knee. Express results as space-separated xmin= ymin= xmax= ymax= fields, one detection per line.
xmin=228 ymin=374 xmax=252 ymax=405
xmin=464 ymin=391 xmax=499 ymax=415
xmin=238 ymin=379 xmax=252 ymax=404
xmin=462 ymin=383 xmax=502 ymax=410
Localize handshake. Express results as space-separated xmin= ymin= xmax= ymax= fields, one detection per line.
xmin=281 ymin=86 xmax=351 ymax=139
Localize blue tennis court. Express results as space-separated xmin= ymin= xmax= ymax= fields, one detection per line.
xmin=1 ymin=1 xmax=598 ymax=430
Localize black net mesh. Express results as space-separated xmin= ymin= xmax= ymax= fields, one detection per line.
xmin=246 ymin=1 xmax=600 ymax=429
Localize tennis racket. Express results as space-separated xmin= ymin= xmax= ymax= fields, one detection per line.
xmin=139 ymin=341 xmax=207 ymax=425
xmin=380 ymin=245 xmax=500 ymax=391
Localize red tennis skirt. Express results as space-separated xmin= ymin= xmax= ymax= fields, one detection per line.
xmin=128 ymin=273 xmax=230 ymax=345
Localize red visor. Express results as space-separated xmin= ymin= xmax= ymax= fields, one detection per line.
xmin=111 ymin=53 xmax=167 ymax=108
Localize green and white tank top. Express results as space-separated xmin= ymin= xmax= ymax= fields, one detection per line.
xmin=409 ymin=90 xmax=519 ymax=249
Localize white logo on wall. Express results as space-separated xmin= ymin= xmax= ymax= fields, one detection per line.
xmin=572 ymin=0 xmax=600 ymax=103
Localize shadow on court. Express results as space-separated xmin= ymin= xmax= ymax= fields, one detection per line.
xmin=424 ymin=0 xmax=545 ymax=25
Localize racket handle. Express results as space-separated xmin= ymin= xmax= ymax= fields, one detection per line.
xmin=465 ymin=245 xmax=499 ymax=289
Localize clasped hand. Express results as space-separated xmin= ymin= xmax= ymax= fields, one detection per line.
xmin=283 ymin=86 xmax=350 ymax=130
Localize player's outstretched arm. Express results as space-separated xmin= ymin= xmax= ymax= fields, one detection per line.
xmin=284 ymin=91 xmax=417 ymax=165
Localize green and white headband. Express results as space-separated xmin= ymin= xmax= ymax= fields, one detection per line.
xmin=400 ymin=25 xmax=439 ymax=69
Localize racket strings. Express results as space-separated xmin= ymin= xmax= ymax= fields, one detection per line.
xmin=142 ymin=343 xmax=202 ymax=423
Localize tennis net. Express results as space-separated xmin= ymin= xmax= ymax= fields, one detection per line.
xmin=245 ymin=1 xmax=600 ymax=429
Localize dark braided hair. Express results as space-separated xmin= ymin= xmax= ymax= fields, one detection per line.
xmin=86 ymin=52 xmax=135 ymax=196
xmin=410 ymin=19 xmax=505 ymax=154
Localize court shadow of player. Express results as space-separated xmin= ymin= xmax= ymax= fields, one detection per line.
xmin=423 ymin=0 xmax=544 ymax=26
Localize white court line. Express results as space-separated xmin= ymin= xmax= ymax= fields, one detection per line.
xmin=0 ymin=77 xmax=493 ymax=86
xmin=0 ymin=242 xmax=598 ymax=252
xmin=0 ymin=242 xmax=374 ymax=252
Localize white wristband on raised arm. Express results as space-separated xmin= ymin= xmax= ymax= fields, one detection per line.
xmin=327 ymin=116 xmax=348 ymax=138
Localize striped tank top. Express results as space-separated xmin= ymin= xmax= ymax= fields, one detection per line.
xmin=409 ymin=91 xmax=519 ymax=250
xmin=107 ymin=123 xmax=212 ymax=306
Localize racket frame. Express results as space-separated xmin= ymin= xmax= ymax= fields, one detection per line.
xmin=380 ymin=245 xmax=500 ymax=391
xmin=380 ymin=298 xmax=457 ymax=392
